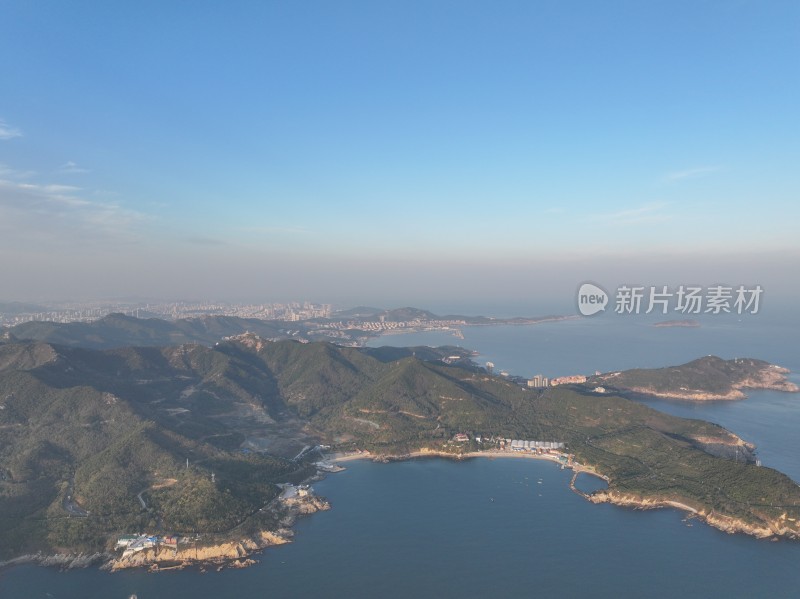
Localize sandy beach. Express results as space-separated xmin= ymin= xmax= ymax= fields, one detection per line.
xmin=327 ymin=448 xmax=609 ymax=483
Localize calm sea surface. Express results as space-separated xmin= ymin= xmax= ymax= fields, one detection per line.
xmin=370 ymin=313 xmax=800 ymax=481
xmin=3 ymin=313 xmax=800 ymax=598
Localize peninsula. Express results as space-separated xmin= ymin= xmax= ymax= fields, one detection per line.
xmin=2 ymin=335 xmax=800 ymax=572
xmin=586 ymin=356 xmax=800 ymax=400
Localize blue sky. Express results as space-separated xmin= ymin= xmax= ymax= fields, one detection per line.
xmin=1 ymin=1 xmax=798 ymax=307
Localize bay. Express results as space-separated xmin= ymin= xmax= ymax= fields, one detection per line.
xmin=370 ymin=313 xmax=800 ymax=480
xmin=4 ymin=459 xmax=800 ymax=598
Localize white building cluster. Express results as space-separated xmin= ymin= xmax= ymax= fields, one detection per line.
xmin=509 ymin=440 xmax=565 ymax=451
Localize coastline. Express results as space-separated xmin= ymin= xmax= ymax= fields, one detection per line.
xmin=617 ymin=380 xmax=800 ymax=402
xmin=0 ymin=491 xmax=330 ymax=575
xmin=329 ymin=448 xmax=606 ymax=481
xmin=0 ymin=552 xmax=110 ymax=572
xmin=5 ymin=446 xmax=797 ymax=574
xmin=104 ymin=486 xmax=330 ymax=573
xmin=329 ymin=448 xmax=799 ymax=542
xmin=597 ymin=362 xmax=800 ymax=402
xmin=587 ymin=491 xmax=799 ymax=540
xmin=362 ymin=315 xmax=580 ymax=342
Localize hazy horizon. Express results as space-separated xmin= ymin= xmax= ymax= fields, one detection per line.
xmin=2 ymin=2 xmax=798 ymax=307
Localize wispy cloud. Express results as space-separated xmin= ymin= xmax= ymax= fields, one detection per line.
xmin=589 ymin=202 xmax=671 ymax=226
xmin=56 ymin=161 xmax=91 ymax=174
xmin=665 ymin=166 xmax=721 ymax=182
xmin=0 ymin=122 xmax=148 ymax=248
xmin=240 ymin=225 xmax=312 ymax=235
xmin=0 ymin=176 xmax=148 ymax=247
xmin=0 ymin=119 xmax=22 ymax=140
xmin=184 ymin=236 xmax=228 ymax=246
xmin=0 ymin=163 xmax=35 ymax=179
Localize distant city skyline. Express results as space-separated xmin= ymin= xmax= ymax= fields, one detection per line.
xmin=2 ymin=2 xmax=798 ymax=306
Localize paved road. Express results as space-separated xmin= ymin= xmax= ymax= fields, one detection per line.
xmin=62 ymin=478 xmax=89 ymax=517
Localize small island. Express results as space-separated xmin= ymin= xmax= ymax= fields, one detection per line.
xmin=652 ymin=319 xmax=701 ymax=328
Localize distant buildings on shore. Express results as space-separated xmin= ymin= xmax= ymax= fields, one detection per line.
xmin=481 ymin=359 xmax=594 ymax=390
xmin=527 ymin=374 xmax=549 ymax=388
xmin=510 ymin=371 xmax=589 ymax=389
xmin=0 ymin=300 xmax=335 ymax=326
xmin=450 ymin=433 xmax=569 ymax=459
xmin=550 ymin=374 xmax=588 ymax=386
xmin=509 ymin=439 xmax=565 ymax=451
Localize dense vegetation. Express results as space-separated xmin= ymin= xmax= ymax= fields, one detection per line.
xmin=6 ymin=313 xmax=290 ymax=350
xmin=587 ymin=356 xmax=780 ymax=397
xmin=1 ymin=335 xmax=799 ymax=560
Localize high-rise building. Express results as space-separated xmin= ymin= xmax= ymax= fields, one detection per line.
xmin=527 ymin=374 xmax=549 ymax=388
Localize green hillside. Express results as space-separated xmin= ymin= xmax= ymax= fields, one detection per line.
xmin=587 ymin=356 xmax=797 ymax=399
xmin=1 ymin=336 xmax=800 ymax=560
xmin=7 ymin=313 xmax=288 ymax=350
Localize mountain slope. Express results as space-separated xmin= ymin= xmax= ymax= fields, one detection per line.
xmin=7 ymin=313 xmax=288 ymax=350
xmin=1 ymin=338 xmax=800 ymax=561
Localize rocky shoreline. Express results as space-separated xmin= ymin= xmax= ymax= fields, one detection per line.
xmin=106 ymin=530 xmax=292 ymax=572
xmin=0 ymin=551 xmax=110 ymax=571
xmin=106 ymin=492 xmax=330 ymax=572
xmin=588 ymin=490 xmax=800 ymax=540
xmin=0 ymin=485 xmax=331 ymax=574
xmin=624 ymin=386 xmax=750 ymax=401
xmin=5 ymin=442 xmax=800 ymax=574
